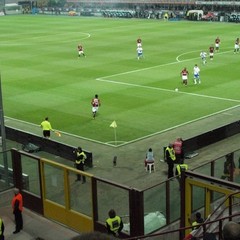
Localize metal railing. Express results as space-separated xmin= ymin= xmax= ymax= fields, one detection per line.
xmin=124 ymin=192 xmax=240 ymax=239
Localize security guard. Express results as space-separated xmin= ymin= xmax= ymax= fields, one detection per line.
xmin=75 ymin=147 xmax=87 ymax=183
xmin=0 ymin=216 xmax=4 ymax=240
xmin=12 ymin=188 xmax=23 ymax=234
xmin=176 ymin=163 xmax=188 ymax=177
xmin=190 ymin=212 xmax=204 ymax=230
xmin=165 ymin=143 xmax=176 ymax=178
xmin=106 ymin=209 xmax=123 ymax=237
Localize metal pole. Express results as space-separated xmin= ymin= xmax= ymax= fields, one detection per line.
xmin=0 ymin=74 xmax=9 ymax=186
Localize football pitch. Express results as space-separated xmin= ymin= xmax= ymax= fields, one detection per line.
xmin=0 ymin=15 xmax=240 ymax=146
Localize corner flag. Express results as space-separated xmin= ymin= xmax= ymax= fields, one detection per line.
xmin=110 ymin=120 xmax=117 ymax=128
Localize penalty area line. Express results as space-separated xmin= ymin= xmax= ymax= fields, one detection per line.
xmin=96 ymin=78 xmax=240 ymax=103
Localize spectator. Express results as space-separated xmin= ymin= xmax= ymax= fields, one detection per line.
xmin=222 ymin=221 xmax=240 ymax=240
xmin=106 ymin=209 xmax=123 ymax=237
xmin=145 ymin=148 xmax=154 ymax=170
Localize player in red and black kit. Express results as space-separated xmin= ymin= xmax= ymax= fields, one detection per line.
xmin=180 ymin=67 xmax=189 ymax=86
xmin=137 ymin=37 xmax=142 ymax=47
xmin=209 ymin=45 xmax=214 ymax=60
xmin=77 ymin=44 xmax=85 ymax=57
xmin=91 ymin=94 xmax=101 ymax=119
xmin=215 ymin=37 xmax=220 ymax=52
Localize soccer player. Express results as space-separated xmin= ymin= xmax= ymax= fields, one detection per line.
xmin=215 ymin=37 xmax=220 ymax=52
xmin=180 ymin=67 xmax=189 ymax=86
xmin=136 ymin=46 xmax=143 ymax=60
xmin=77 ymin=44 xmax=85 ymax=57
xmin=200 ymin=51 xmax=207 ymax=65
xmin=193 ymin=64 xmax=201 ymax=84
xmin=137 ymin=37 xmax=142 ymax=47
xmin=234 ymin=38 xmax=239 ymax=54
xmin=91 ymin=94 xmax=101 ymax=119
xmin=209 ymin=45 xmax=214 ymax=60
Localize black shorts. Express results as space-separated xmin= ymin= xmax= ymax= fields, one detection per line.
xmin=43 ymin=130 xmax=50 ymax=138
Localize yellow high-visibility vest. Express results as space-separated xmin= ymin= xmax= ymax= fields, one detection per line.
xmin=165 ymin=147 xmax=176 ymax=161
xmin=106 ymin=216 xmax=121 ymax=233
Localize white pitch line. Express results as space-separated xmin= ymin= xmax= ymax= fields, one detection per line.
xmin=116 ymin=104 xmax=240 ymax=147
xmin=96 ymin=60 xmax=179 ymax=80
xmin=95 ymin=49 xmax=240 ymax=146
xmin=4 ymin=49 xmax=239 ymax=147
xmin=5 ymin=116 xmax=106 ymax=145
xmin=5 ymin=104 xmax=240 ymax=148
xmin=96 ymin=48 xmax=240 ymax=103
xmin=97 ymin=78 xmax=240 ymax=103
xmin=176 ymin=49 xmax=233 ymax=62
xmin=96 ymin=48 xmax=233 ymax=80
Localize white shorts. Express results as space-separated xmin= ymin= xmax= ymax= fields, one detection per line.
xmin=78 ymin=50 xmax=84 ymax=55
xmin=235 ymin=44 xmax=239 ymax=49
xmin=215 ymin=44 xmax=219 ymax=48
xmin=209 ymin=53 xmax=214 ymax=57
xmin=92 ymin=106 xmax=99 ymax=113
xmin=182 ymin=76 xmax=188 ymax=80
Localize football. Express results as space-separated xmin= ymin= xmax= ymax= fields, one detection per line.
xmin=175 ymin=88 xmax=179 ymax=92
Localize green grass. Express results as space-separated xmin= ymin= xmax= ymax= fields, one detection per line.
xmin=0 ymin=15 xmax=239 ymax=145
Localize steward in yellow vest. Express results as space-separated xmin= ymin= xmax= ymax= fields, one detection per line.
xmin=176 ymin=163 xmax=188 ymax=177
xmin=106 ymin=209 xmax=123 ymax=237
xmin=165 ymin=143 xmax=176 ymax=178
xmin=74 ymin=147 xmax=87 ymax=183
xmin=0 ymin=217 xmax=4 ymax=240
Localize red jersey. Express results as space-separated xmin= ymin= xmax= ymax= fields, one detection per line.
xmin=78 ymin=45 xmax=83 ymax=51
xmin=181 ymin=69 xmax=189 ymax=76
xmin=215 ymin=38 xmax=220 ymax=44
xmin=209 ymin=46 xmax=214 ymax=53
xmin=91 ymin=98 xmax=100 ymax=107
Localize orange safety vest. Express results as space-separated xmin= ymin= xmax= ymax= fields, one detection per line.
xmin=12 ymin=193 xmax=23 ymax=211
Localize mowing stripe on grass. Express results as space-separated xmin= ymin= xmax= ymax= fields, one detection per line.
xmin=5 ymin=104 xmax=240 ymax=147
xmin=96 ymin=78 xmax=240 ymax=103
xmin=96 ymin=49 xmax=240 ymax=104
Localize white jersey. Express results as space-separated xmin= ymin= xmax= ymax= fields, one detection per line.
xmin=194 ymin=66 xmax=200 ymax=75
xmin=137 ymin=47 xmax=143 ymax=59
xmin=137 ymin=47 xmax=143 ymax=54
xmin=200 ymin=52 xmax=207 ymax=59
xmin=193 ymin=66 xmax=201 ymax=84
